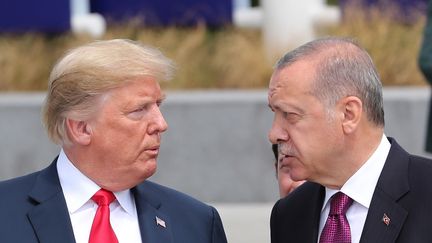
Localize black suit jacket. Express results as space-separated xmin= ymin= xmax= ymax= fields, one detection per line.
xmin=271 ymin=137 xmax=432 ymax=243
xmin=0 ymin=158 xmax=227 ymax=243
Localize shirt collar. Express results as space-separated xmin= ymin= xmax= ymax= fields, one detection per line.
xmin=57 ymin=149 xmax=136 ymax=216
xmin=322 ymin=135 xmax=391 ymax=211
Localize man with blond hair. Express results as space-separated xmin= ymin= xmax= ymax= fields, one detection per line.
xmin=0 ymin=39 xmax=227 ymax=243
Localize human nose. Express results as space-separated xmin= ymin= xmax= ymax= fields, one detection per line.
xmin=268 ymin=114 xmax=287 ymax=144
xmin=148 ymin=106 xmax=168 ymax=134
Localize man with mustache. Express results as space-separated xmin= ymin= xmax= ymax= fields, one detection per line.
xmin=268 ymin=36 xmax=432 ymax=243
xmin=0 ymin=39 xmax=227 ymax=243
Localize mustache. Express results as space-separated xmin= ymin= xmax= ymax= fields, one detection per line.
xmin=278 ymin=143 xmax=296 ymax=157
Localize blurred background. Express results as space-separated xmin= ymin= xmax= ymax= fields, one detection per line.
xmin=0 ymin=0 xmax=431 ymax=242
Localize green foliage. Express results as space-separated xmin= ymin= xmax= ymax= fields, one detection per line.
xmin=327 ymin=0 xmax=339 ymax=6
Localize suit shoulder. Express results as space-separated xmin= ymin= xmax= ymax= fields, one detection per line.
xmin=409 ymin=154 xmax=432 ymax=166
xmin=0 ymin=171 xmax=39 ymax=194
xmin=407 ymin=154 xmax=432 ymax=181
xmin=0 ymin=171 xmax=42 ymax=213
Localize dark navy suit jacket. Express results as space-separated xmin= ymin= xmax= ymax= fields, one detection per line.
xmin=271 ymin=138 xmax=432 ymax=243
xmin=0 ymin=158 xmax=228 ymax=243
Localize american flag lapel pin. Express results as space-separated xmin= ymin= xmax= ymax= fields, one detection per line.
xmin=156 ymin=216 xmax=166 ymax=228
xmin=382 ymin=213 xmax=391 ymax=226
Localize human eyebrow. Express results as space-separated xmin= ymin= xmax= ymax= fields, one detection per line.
xmin=157 ymin=93 xmax=167 ymax=105
xmin=123 ymin=97 xmax=152 ymax=112
xmin=277 ymin=101 xmax=304 ymax=113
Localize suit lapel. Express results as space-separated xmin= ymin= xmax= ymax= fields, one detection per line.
xmin=278 ymin=182 xmax=324 ymax=242
xmin=27 ymin=160 xmax=76 ymax=243
xmin=308 ymin=184 xmax=325 ymax=243
xmin=360 ymin=138 xmax=409 ymax=243
xmin=133 ymin=183 xmax=173 ymax=243
xmin=359 ymin=189 xmax=407 ymax=243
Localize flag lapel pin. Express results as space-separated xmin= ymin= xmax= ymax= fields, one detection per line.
xmin=382 ymin=213 xmax=391 ymax=226
xmin=156 ymin=216 xmax=166 ymax=228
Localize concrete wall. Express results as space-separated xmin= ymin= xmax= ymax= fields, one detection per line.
xmin=1 ymin=88 xmax=431 ymax=204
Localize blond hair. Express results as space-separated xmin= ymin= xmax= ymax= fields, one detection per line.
xmin=42 ymin=39 xmax=175 ymax=145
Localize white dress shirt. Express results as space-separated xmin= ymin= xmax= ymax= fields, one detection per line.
xmin=318 ymin=135 xmax=391 ymax=243
xmin=57 ymin=150 xmax=142 ymax=243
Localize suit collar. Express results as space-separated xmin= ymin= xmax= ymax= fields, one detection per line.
xmin=28 ymin=158 xmax=62 ymax=203
xmin=27 ymin=159 xmax=76 ymax=243
xmin=27 ymin=159 xmax=174 ymax=243
xmin=278 ymin=138 xmax=410 ymax=243
xmin=275 ymin=182 xmax=324 ymax=242
xmin=132 ymin=182 xmax=173 ymax=243
xmin=360 ymin=137 xmax=409 ymax=243
xmin=373 ymin=137 xmax=410 ymax=200
xmin=310 ymin=184 xmax=326 ymax=242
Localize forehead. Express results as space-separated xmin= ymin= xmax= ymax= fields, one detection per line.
xmin=269 ymin=60 xmax=316 ymax=99
xmin=122 ymin=78 xmax=161 ymax=93
xmin=106 ymin=78 xmax=165 ymax=104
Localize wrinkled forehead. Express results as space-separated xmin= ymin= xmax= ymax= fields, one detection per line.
xmin=269 ymin=62 xmax=313 ymax=91
xmin=268 ymin=84 xmax=279 ymax=100
xmin=268 ymin=69 xmax=284 ymax=98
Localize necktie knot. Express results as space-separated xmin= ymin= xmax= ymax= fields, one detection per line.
xmin=92 ymin=189 xmax=116 ymax=206
xmin=329 ymin=192 xmax=353 ymax=216
xmin=319 ymin=192 xmax=353 ymax=243
xmin=89 ymin=189 xmax=118 ymax=243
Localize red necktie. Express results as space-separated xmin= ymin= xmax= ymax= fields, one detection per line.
xmin=89 ymin=189 xmax=119 ymax=243
xmin=319 ymin=192 xmax=353 ymax=243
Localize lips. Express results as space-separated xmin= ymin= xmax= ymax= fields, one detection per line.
xmin=145 ymin=145 xmax=160 ymax=156
xmin=279 ymin=153 xmax=295 ymax=168
xmin=148 ymin=145 xmax=160 ymax=150
xmin=279 ymin=155 xmax=291 ymax=163
xmin=278 ymin=158 xmax=290 ymax=169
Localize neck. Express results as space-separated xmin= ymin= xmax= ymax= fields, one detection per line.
xmin=321 ymin=126 xmax=384 ymax=190
xmin=62 ymin=146 xmax=136 ymax=192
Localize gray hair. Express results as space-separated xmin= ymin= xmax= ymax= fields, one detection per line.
xmin=274 ymin=36 xmax=384 ymax=127
xmin=43 ymin=39 xmax=175 ymax=145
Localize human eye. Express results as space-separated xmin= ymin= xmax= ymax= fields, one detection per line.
xmin=132 ymin=105 xmax=148 ymax=113
xmin=283 ymin=111 xmax=301 ymax=123
xmin=127 ymin=104 xmax=150 ymax=120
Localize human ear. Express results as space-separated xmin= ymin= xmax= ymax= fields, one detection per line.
xmin=339 ymin=96 xmax=362 ymax=134
xmin=65 ymin=118 xmax=92 ymax=145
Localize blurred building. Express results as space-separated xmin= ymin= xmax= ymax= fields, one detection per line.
xmin=0 ymin=0 xmax=232 ymax=37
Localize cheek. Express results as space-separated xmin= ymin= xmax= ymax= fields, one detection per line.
xmin=111 ymin=120 xmax=149 ymax=140
xmin=295 ymin=121 xmax=337 ymax=152
xmin=92 ymin=123 xmax=144 ymax=155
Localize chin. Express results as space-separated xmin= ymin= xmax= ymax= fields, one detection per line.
xmin=138 ymin=162 xmax=157 ymax=180
xmin=290 ymin=172 xmax=304 ymax=182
